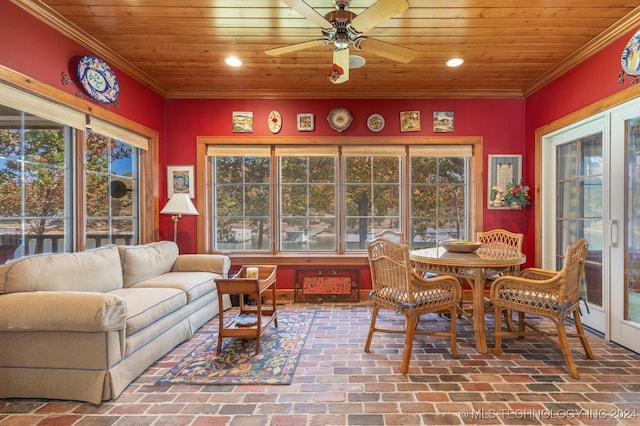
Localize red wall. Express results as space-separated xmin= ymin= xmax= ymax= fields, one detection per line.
xmin=164 ymin=98 xmax=527 ymax=252
xmin=526 ymin=28 xmax=639 ymax=128
xmin=524 ymin=26 xmax=640 ymax=258
xmin=0 ymin=3 xmax=164 ymax=137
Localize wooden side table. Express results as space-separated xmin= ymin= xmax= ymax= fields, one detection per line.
xmin=215 ymin=265 xmax=278 ymax=356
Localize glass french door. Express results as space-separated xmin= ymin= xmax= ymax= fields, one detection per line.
xmin=543 ymin=97 xmax=640 ymax=352
xmin=543 ymin=117 xmax=606 ymax=334
xmin=610 ymin=102 xmax=640 ymax=353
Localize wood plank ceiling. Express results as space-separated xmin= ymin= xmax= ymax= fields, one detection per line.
xmin=12 ymin=0 xmax=640 ymax=99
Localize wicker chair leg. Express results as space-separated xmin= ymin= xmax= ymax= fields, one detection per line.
xmin=517 ymin=312 xmax=526 ymax=338
xmin=511 ymin=311 xmax=525 ymax=338
xmin=364 ymin=305 xmax=379 ymax=353
xmin=572 ymin=310 xmax=594 ymax=359
xmin=493 ymin=305 xmax=503 ymax=356
xmin=450 ymin=306 xmax=458 ymax=358
xmin=557 ymin=319 xmax=580 ymax=379
xmin=503 ymin=310 xmax=515 ymax=331
xmin=400 ymin=315 xmax=419 ymax=373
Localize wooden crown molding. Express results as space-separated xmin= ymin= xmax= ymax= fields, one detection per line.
xmin=11 ymin=0 xmax=168 ymax=96
xmin=524 ymin=6 xmax=640 ymax=97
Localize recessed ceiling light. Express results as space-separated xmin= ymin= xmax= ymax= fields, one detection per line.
xmin=225 ymin=57 xmax=243 ymax=67
xmin=446 ymin=58 xmax=464 ymax=67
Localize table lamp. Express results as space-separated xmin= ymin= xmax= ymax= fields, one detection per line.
xmin=160 ymin=194 xmax=199 ymax=242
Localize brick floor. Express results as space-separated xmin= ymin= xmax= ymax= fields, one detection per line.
xmin=1 ymin=303 xmax=639 ymax=425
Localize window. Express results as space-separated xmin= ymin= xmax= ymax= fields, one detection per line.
xmin=206 ymin=142 xmax=477 ymax=254
xmin=85 ymin=131 xmax=138 ymax=248
xmin=0 ymin=106 xmax=71 ymax=258
xmin=278 ymin=147 xmax=337 ymax=251
xmin=0 ymin=78 xmax=151 ymax=262
xmin=410 ymin=145 xmax=471 ymax=247
xmin=211 ymin=146 xmax=271 ymax=251
xmin=343 ymin=147 xmax=402 ymax=251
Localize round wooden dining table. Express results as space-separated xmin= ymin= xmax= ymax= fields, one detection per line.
xmin=410 ymin=246 xmax=526 ymax=353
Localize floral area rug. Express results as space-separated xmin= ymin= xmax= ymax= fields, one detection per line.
xmin=157 ymin=310 xmax=314 ymax=385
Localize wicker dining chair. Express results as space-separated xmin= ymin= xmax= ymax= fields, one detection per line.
xmin=476 ymin=228 xmax=524 ymax=327
xmin=490 ymin=238 xmax=594 ymax=379
xmin=365 ymin=236 xmax=462 ymax=373
xmin=375 ymin=230 xmax=405 ymax=243
xmin=476 ymin=229 xmax=524 ymax=276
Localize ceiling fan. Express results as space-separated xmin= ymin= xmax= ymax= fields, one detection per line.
xmin=265 ymin=0 xmax=416 ymax=84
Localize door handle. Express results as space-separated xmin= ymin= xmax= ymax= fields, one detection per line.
xmin=610 ymin=219 xmax=619 ymax=247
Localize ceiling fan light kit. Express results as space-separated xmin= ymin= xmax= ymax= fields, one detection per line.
xmin=267 ymin=0 xmax=415 ymax=84
xmin=349 ymin=55 xmax=366 ymax=69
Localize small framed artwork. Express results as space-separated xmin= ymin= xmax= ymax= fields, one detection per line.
xmin=433 ymin=111 xmax=454 ymax=132
xmin=487 ymin=155 xmax=521 ymax=209
xmin=297 ymin=113 xmax=315 ymax=131
xmin=167 ymin=165 xmax=195 ymax=198
xmin=232 ymin=111 xmax=253 ymax=133
xmin=400 ymin=111 xmax=420 ymax=132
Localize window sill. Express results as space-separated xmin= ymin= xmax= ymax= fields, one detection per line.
xmin=218 ymin=252 xmax=369 ymax=267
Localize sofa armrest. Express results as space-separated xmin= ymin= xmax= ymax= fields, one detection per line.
xmin=172 ymin=254 xmax=231 ymax=277
xmin=0 ymin=291 xmax=127 ymax=332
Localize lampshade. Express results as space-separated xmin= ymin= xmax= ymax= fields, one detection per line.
xmin=161 ymin=194 xmax=199 ymax=244
xmin=160 ymin=194 xmax=199 ymax=216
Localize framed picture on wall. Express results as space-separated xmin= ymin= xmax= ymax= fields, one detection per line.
xmin=487 ymin=155 xmax=521 ymax=209
xmin=167 ymin=165 xmax=194 ymax=198
xmin=232 ymin=111 xmax=253 ymax=133
xmin=400 ymin=111 xmax=420 ymax=132
xmin=433 ymin=111 xmax=454 ymax=132
xmin=297 ymin=113 xmax=315 ymax=131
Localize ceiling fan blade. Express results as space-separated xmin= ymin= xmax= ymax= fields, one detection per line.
xmin=280 ymin=0 xmax=333 ymax=29
xmin=351 ymin=0 xmax=409 ymax=33
xmin=265 ymin=39 xmax=325 ymax=56
xmin=332 ymin=48 xmax=350 ymax=84
xmin=361 ymin=38 xmax=416 ymax=63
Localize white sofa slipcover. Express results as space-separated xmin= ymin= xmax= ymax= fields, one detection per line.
xmin=0 ymin=241 xmax=231 ymax=404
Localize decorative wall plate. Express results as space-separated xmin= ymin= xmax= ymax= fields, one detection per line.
xmin=77 ymin=56 xmax=119 ymax=104
xmin=621 ymin=29 xmax=640 ymax=76
xmin=367 ymin=114 xmax=385 ymax=132
xmin=268 ymin=110 xmax=282 ymax=133
xmin=327 ymin=107 xmax=353 ymax=132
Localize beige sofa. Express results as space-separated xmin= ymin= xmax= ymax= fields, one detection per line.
xmin=0 ymin=241 xmax=231 ymax=404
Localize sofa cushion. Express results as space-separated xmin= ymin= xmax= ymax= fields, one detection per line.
xmin=131 ymin=272 xmax=218 ymax=304
xmin=0 ymin=291 xmax=127 ymax=332
xmin=172 ymin=255 xmax=231 ymax=276
xmin=119 ymin=241 xmax=179 ymax=287
xmin=109 ymin=287 xmax=186 ymax=336
xmin=0 ymin=245 xmax=123 ymax=294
